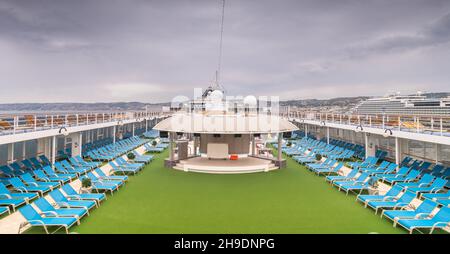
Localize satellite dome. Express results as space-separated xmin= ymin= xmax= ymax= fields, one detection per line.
xmin=209 ymin=90 xmax=224 ymax=101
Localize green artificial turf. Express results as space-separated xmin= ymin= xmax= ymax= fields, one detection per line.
xmin=28 ymin=149 xmax=405 ymax=234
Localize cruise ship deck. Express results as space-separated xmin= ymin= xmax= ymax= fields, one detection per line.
xmin=0 ymin=109 xmax=449 ymax=234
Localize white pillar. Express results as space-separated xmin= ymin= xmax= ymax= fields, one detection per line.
xmin=113 ymin=126 xmax=116 ymax=143
xmin=364 ymin=133 xmax=369 ymax=159
xmin=132 ymin=123 xmax=135 ymax=136
xmin=277 ymin=133 xmax=282 ymax=162
xmin=252 ymin=135 xmax=256 ymax=156
xmin=7 ymin=143 xmax=14 ymax=163
xmin=51 ymin=136 xmax=56 ymax=164
xmin=145 ymin=120 xmax=148 ymax=132
xmin=305 ymin=124 xmax=308 ymax=138
xmin=22 ymin=141 xmax=26 ymax=160
xmin=326 ymin=127 xmax=330 ymax=144
xmin=169 ymin=132 xmax=174 ymax=161
xmin=395 ymin=137 xmax=400 ymax=167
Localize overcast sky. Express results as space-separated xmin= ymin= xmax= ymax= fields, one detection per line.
xmin=1 ymin=0 xmax=450 ymax=103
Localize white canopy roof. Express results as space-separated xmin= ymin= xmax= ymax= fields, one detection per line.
xmin=153 ymin=113 xmax=298 ymax=134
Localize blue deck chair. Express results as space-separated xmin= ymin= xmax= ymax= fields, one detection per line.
xmin=384 ymin=170 xmax=420 ymax=184
xmin=87 ymin=172 xmax=123 ymax=187
xmin=0 ymin=165 xmax=16 ymax=177
xmin=435 ymin=199 xmax=450 ymax=207
xmin=397 ymin=206 xmax=450 ymax=234
xmin=132 ymin=150 xmax=153 ymax=163
xmin=378 ymin=166 xmax=410 ymax=182
xmin=61 ymin=160 xmax=89 ymax=174
xmin=9 ymin=162 xmax=26 ymax=174
xmin=49 ymin=189 xmax=96 ymax=210
xmin=407 ymin=178 xmax=447 ymax=197
xmin=397 ymin=173 xmax=435 ymax=190
xmin=357 ymin=185 xmax=404 ymax=207
xmin=38 ymin=155 xmax=52 ymax=166
xmin=21 ymin=159 xmax=36 ymax=170
xmin=61 ymin=184 xmax=106 ymax=206
xmin=0 ymin=193 xmax=27 ymax=212
xmin=337 ymin=174 xmax=374 ymax=195
xmin=75 ymin=155 xmax=101 ymax=167
xmin=43 ymin=166 xmax=77 ymax=180
xmin=0 ymin=206 xmax=10 ymax=216
xmin=95 ymin=168 xmax=128 ymax=182
xmin=34 ymin=169 xmax=70 ymax=184
xmin=9 ymin=177 xmax=50 ymax=197
xmin=82 ymin=175 xmax=119 ymax=195
xmin=383 ymin=199 xmax=438 ymax=225
xmin=315 ymin=163 xmax=344 ymax=176
xmin=69 ymin=157 xmax=92 ymax=170
xmin=422 ymin=192 xmax=450 ymax=201
xmin=326 ymin=168 xmax=358 ymax=184
xmin=54 ymin=162 xmax=83 ymax=176
xmin=422 ymin=164 xmax=445 ymax=176
xmin=0 ymin=182 xmax=38 ymax=202
xmin=360 ymin=161 xmax=390 ymax=173
xmin=109 ymin=161 xmax=139 ymax=175
xmin=399 ymin=157 xmax=413 ymax=167
xmin=20 ymin=173 xmax=60 ymax=190
xmin=29 ymin=157 xmax=44 ymax=169
xmin=367 ymin=190 xmax=416 ymax=214
xmin=34 ymin=197 xmax=88 ymax=224
xmin=18 ymin=204 xmax=77 ymax=234
xmin=116 ymin=157 xmax=144 ymax=170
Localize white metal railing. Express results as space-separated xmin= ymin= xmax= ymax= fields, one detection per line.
xmin=282 ymin=111 xmax=450 ymax=137
xmin=0 ymin=111 xmax=169 ymax=136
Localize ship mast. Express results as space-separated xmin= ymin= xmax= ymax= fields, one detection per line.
xmin=213 ymin=0 xmax=226 ymax=92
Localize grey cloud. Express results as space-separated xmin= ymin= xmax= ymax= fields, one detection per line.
xmin=0 ymin=0 xmax=450 ymax=103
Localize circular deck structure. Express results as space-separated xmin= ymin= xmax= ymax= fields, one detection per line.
xmin=153 ymin=112 xmax=298 ymax=174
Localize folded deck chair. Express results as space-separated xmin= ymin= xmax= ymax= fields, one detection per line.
xmin=397 ymin=206 xmax=450 ymax=234
xmin=87 ymin=172 xmax=123 ymax=187
xmin=19 ymin=204 xmax=78 ymax=234
xmin=34 ymin=197 xmax=88 ymax=224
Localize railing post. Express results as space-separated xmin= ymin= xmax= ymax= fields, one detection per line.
xmin=51 ymin=115 xmax=54 ymax=129
xmin=34 ymin=115 xmax=37 ymax=131
xmin=440 ymin=118 xmax=443 ymax=136
xmin=398 ymin=116 xmax=401 ymax=130
xmin=76 ymin=114 xmax=79 ymax=126
xmin=417 ymin=117 xmax=420 ymax=133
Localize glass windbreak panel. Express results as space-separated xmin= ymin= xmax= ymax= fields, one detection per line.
xmin=407 ymin=140 xmax=425 ymax=160
xmin=439 ymin=145 xmax=450 ymax=167
xmin=0 ymin=144 xmax=7 ymax=165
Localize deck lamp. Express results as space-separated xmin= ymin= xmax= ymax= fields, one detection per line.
xmin=58 ymin=127 xmax=69 ymax=136
xmin=320 ymin=121 xmax=326 ymax=126
xmin=355 ymin=125 xmax=364 ymax=133
xmin=383 ymin=128 xmax=393 ymax=138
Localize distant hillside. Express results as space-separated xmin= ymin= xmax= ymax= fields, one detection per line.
xmin=280 ymin=96 xmax=370 ymax=107
xmin=0 ymin=92 xmax=448 ymax=112
xmin=0 ymin=102 xmax=169 ymax=113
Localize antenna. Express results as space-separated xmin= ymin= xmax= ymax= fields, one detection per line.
xmin=214 ymin=0 xmax=226 ymax=91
